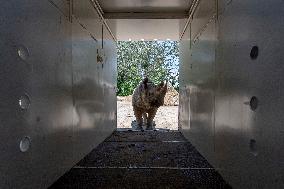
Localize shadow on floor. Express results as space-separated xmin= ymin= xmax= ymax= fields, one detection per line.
xmin=49 ymin=130 xmax=231 ymax=189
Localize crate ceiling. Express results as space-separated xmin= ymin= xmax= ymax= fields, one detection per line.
xmin=97 ymin=0 xmax=193 ymax=41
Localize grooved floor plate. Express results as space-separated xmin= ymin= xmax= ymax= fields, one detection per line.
xmin=50 ymin=131 xmax=231 ymax=189
xmin=77 ymin=141 xmax=212 ymax=168
xmin=106 ymin=130 xmax=186 ymax=142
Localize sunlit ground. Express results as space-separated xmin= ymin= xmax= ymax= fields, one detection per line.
xmin=117 ymin=99 xmax=178 ymax=130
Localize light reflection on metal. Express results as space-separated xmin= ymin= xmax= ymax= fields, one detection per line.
xmin=17 ymin=45 xmax=30 ymax=61
xmin=179 ymin=0 xmax=284 ymax=188
xmin=89 ymin=0 xmax=117 ymax=41
xmin=179 ymin=0 xmax=201 ymax=41
xmin=19 ymin=136 xmax=31 ymax=152
xmin=19 ymin=94 xmax=31 ymax=110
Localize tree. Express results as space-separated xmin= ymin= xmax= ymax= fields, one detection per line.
xmin=117 ymin=41 xmax=179 ymax=96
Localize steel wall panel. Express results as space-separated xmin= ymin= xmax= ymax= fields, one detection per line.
xmin=179 ymin=40 xmax=191 ymax=131
xmin=0 ymin=0 xmax=116 ymax=188
xmin=215 ymin=0 xmax=284 ymax=188
xmin=48 ymin=0 xmax=71 ymax=18
xmin=73 ymin=0 xmax=102 ymax=40
xmin=190 ymin=0 xmax=215 ymax=41
xmin=71 ymin=16 xmax=117 ymax=160
xmin=180 ymin=0 xmax=284 ymax=188
xmin=180 ymin=19 xmax=217 ymax=165
xmin=0 ymin=1 xmax=73 ymax=188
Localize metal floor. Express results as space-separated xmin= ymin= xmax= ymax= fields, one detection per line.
xmin=49 ymin=130 xmax=231 ymax=189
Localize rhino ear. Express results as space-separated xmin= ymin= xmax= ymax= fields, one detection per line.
xmin=158 ymin=81 xmax=164 ymax=87
xmin=157 ymin=81 xmax=164 ymax=91
xmin=143 ymin=77 xmax=148 ymax=89
xmin=163 ymin=81 xmax=168 ymax=92
xmin=164 ymin=81 xmax=168 ymax=88
xmin=143 ymin=77 xmax=148 ymax=84
xmin=159 ymin=81 xmax=168 ymax=92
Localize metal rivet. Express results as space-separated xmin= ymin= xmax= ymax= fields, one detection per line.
xmin=19 ymin=94 xmax=31 ymax=110
xmin=250 ymin=46 xmax=259 ymax=60
xmin=250 ymin=96 xmax=258 ymax=111
xmin=20 ymin=136 xmax=31 ymax=152
xmin=17 ymin=45 xmax=30 ymax=61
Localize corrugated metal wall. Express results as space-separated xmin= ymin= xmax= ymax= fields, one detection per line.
xmin=179 ymin=0 xmax=284 ymax=188
xmin=0 ymin=0 xmax=117 ymax=188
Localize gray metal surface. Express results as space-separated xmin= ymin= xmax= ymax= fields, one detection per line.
xmin=98 ymin=0 xmax=193 ymax=13
xmin=115 ymin=19 xmax=180 ymax=41
xmin=0 ymin=0 xmax=116 ymax=188
xmin=50 ymin=131 xmax=231 ymax=189
xmin=98 ymin=0 xmax=193 ymax=40
xmin=179 ymin=0 xmax=284 ymax=188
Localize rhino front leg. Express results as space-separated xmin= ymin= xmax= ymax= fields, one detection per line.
xmin=133 ymin=107 xmax=143 ymax=130
xmin=146 ymin=108 xmax=158 ymax=130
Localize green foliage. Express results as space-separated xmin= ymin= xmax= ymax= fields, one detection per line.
xmin=117 ymin=41 xmax=179 ymax=96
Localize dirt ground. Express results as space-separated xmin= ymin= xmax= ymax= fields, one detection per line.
xmin=117 ymin=100 xmax=178 ymax=130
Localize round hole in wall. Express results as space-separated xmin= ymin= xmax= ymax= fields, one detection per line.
xmin=250 ymin=96 xmax=258 ymax=111
xmin=19 ymin=94 xmax=31 ymax=110
xmin=250 ymin=46 xmax=259 ymax=60
xmin=20 ymin=136 xmax=31 ymax=152
xmin=17 ymin=45 xmax=30 ymax=61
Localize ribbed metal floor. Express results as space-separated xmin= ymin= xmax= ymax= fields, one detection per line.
xmin=49 ymin=130 xmax=231 ymax=189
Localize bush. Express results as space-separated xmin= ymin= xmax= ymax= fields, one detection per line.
xmin=117 ymin=41 xmax=179 ymax=96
